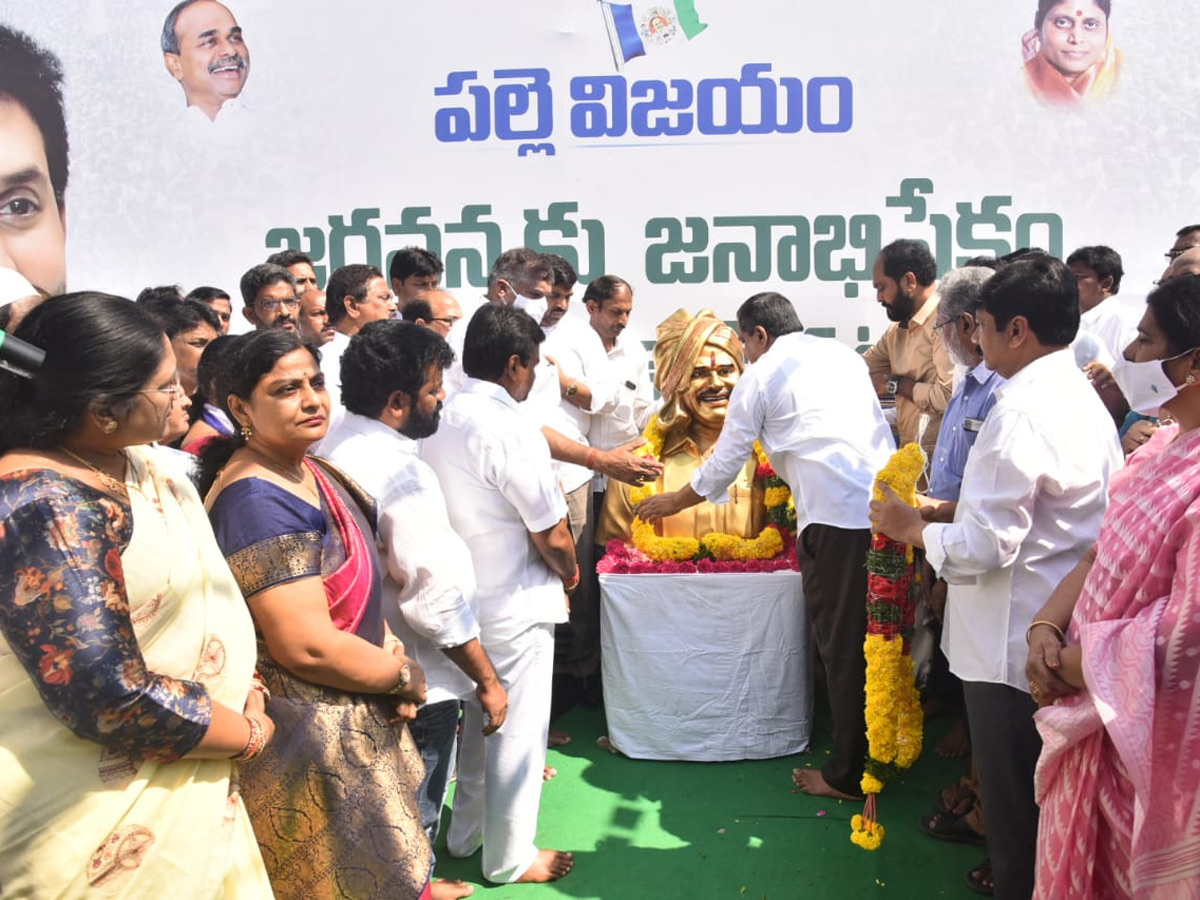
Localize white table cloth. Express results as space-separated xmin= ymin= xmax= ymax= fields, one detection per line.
xmin=599 ymin=569 xmax=812 ymax=761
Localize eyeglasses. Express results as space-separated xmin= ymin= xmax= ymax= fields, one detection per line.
xmin=1165 ymin=249 xmax=1186 ymax=261
xmin=137 ymin=379 xmax=184 ymax=402
xmin=257 ymin=296 xmax=301 ymax=313
xmin=933 ymin=314 xmax=966 ymax=331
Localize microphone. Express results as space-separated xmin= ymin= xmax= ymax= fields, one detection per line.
xmin=0 ymin=329 xmax=45 ymax=378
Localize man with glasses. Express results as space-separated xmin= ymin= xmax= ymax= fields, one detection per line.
xmin=864 ymin=239 xmax=954 ymax=487
xmin=402 ymin=288 xmax=464 ymax=340
xmin=238 ymin=262 xmax=298 ymax=333
xmin=1161 ymin=224 xmax=1200 ymax=283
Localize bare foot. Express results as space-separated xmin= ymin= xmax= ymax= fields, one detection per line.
xmin=543 ymin=765 xmax=558 ymax=781
xmin=792 ymin=768 xmax=862 ymax=800
xmin=934 ymin=718 xmax=971 ymax=759
xmin=514 ymin=849 xmax=574 ymax=883
xmin=430 ymin=879 xmax=475 ymax=900
xmin=548 ymin=728 xmax=572 ymax=748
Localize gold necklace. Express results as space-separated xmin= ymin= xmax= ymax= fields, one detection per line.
xmin=246 ymin=447 xmax=319 ymax=501
xmin=60 ymin=446 xmax=130 ymax=498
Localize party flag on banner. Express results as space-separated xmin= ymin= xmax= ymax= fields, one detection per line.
xmin=600 ymin=1 xmax=708 ymax=68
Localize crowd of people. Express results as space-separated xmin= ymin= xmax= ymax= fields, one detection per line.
xmin=4 ymin=13 xmax=1200 ymax=900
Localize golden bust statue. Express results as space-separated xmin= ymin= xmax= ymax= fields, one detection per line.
xmin=597 ymin=308 xmax=766 ymax=544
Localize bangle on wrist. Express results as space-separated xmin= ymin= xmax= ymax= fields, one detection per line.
xmin=384 ymin=662 xmax=412 ymax=695
xmin=233 ymin=715 xmax=267 ymax=762
xmin=250 ymin=676 xmax=271 ymax=705
xmin=1026 ymin=619 xmax=1066 ymax=646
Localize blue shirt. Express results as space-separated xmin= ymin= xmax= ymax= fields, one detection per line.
xmin=927 ymin=363 xmax=1004 ymax=501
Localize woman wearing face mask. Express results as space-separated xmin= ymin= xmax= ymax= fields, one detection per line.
xmin=1024 ymin=275 xmax=1200 ymax=897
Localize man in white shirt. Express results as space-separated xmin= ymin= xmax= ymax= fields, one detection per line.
xmin=584 ymin=275 xmax=658 ymax=481
xmin=639 ymin=291 xmax=894 ymax=802
xmin=871 ymin=254 xmax=1122 ymax=900
xmin=535 ymin=256 xmax=621 ymax=717
xmin=421 ymin=304 xmax=577 ymax=885
xmin=320 ymin=320 xmax=507 ymax=897
xmin=313 ymin=263 xmax=396 ymax=451
xmin=1068 ymin=245 xmax=1139 ymax=423
xmin=161 ymin=1 xmax=249 ymax=123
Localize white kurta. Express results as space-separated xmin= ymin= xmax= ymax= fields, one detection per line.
xmin=420 ymin=377 xmax=568 ymax=883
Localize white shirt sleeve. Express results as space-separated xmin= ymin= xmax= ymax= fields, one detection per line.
xmin=923 ymin=411 xmax=1041 ymax=582
xmin=690 ymin=372 xmax=765 ymax=504
xmin=491 ymin=428 xmax=568 ymax=533
xmin=378 ymin=501 xmax=480 ymax=649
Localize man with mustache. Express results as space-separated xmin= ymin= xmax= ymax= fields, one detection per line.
xmin=239 ymin=262 xmax=298 ymax=334
xmin=322 ymin=320 xmax=502 ymax=900
xmin=598 ymin=308 xmax=766 ymax=545
xmin=864 ymin=239 xmax=954 ymax=484
xmin=161 ymin=0 xmax=250 ymax=124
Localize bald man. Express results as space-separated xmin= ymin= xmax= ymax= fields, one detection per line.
xmin=403 ymin=288 xmax=463 ymax=340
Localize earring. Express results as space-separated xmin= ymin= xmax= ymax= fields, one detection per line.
xmin=1188 ymin=374 xmax=1196 ymax=385
xmin=240 ymin=425 xmax=253 ymax=440
xmin=102 ymin=420 xmax=118 ymax=435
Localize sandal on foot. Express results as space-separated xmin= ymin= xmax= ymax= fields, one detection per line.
xmin=920 ymin=810 xmax=986 ymax=846
xmin=965 ymin=859 xmax=994 ymax=896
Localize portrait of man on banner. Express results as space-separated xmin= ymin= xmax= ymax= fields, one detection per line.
xmin=161 ymin=0 xmax=250 ymax=124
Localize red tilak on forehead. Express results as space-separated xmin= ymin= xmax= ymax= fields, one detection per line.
xmin=1077 ymin=8 xmax=1084 ymax=15
xmin=709 ymin=351 xmax=716 ymax=367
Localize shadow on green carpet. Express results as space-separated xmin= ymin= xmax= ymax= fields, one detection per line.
xmin=434 ymin=705 xmax=984 ymax=899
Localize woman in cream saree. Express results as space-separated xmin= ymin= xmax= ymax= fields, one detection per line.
xmin=0 ymin=446 xmax=273 ymax=898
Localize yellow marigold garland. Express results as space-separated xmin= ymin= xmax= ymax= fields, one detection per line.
xmin=627 ymin=415 xmax=791 ymax=563
xmin=854 ymin=442 xmax=926 ymax=851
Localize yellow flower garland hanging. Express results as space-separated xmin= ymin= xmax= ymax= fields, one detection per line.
xmin=627 ymin=415 xmax=793 ymax=562
xmin=852 ymin=441 xmax=926 ymax=851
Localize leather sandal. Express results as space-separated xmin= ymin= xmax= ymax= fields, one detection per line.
xmin=965 ymin=859 xmax=994 ymax=896
xmin=920 ymin=810 xmax=986 ymax=846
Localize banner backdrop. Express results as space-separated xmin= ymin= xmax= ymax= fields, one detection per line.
xmin=5 ymin=1 xmax=1199 ymax=347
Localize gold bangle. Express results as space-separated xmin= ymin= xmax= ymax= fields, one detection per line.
xmin=1026 ymin=619 xmax=1066 ymax=646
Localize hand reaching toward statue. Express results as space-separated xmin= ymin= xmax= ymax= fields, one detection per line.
xmin=594 ymin=438 xmax=664 ymax=485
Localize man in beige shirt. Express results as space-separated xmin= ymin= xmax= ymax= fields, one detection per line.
xmin=864 ymin=239 xmax=953 ymax=480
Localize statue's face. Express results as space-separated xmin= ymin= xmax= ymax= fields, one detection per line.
xmin=678 ymin=344 xmax=740 ymax=430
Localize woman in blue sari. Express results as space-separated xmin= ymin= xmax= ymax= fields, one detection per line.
xmin=199 ymin=329 xmax=434 ymax=900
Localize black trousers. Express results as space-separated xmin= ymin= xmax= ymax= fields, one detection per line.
xmin=962 ymin=681 xmax=1041 ymax=900
xmin=797 ymin=523 xmax=871 ymax=796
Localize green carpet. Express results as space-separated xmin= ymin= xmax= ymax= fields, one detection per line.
xmin=435 ymin=706 xmax=985 ymax=899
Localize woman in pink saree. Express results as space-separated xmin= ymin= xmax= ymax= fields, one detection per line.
xmin=1026 ymin=275 xmax=1200 ymax=898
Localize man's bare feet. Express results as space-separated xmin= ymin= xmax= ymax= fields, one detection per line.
xmin=934 ymin=718 xmax=971 ymax=758
xmin=543 ymin=765 xmax=557 ymax=781
xmin=548 ymin=728 xmax=572 ymax=748
xmin=792 ymin=768 xmax=862 ymax=800
xmin=430 ymin=879 xmax=474 ymax=900
xmin=514 ymin=849 xmax=574 ymax=883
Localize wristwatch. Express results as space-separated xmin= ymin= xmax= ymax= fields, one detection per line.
xmin=565 ymin=380 xmax=578 ymax=398
xmin=384 ymin=663 xmax=412 ymax=695
xmin=885 ymin=378 xmax=899 ymax=395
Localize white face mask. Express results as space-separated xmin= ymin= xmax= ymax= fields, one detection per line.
xmin=1111 ymin=348 xmax=1196 ymax=415
xmin=513 ymin=292 xmax=549 ymax=324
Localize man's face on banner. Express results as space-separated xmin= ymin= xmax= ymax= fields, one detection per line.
xmin=0 ymin=97 xmax=66 ymax=297
xmin=166 ymin=1 xmax=250 ymax=115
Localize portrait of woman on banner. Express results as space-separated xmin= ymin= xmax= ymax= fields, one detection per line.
xmin=1022 ymin=0 xmax=1123 ymax=106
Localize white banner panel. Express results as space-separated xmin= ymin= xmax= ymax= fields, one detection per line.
xmin=4 ymin=1 xmax=1197 ymax=347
